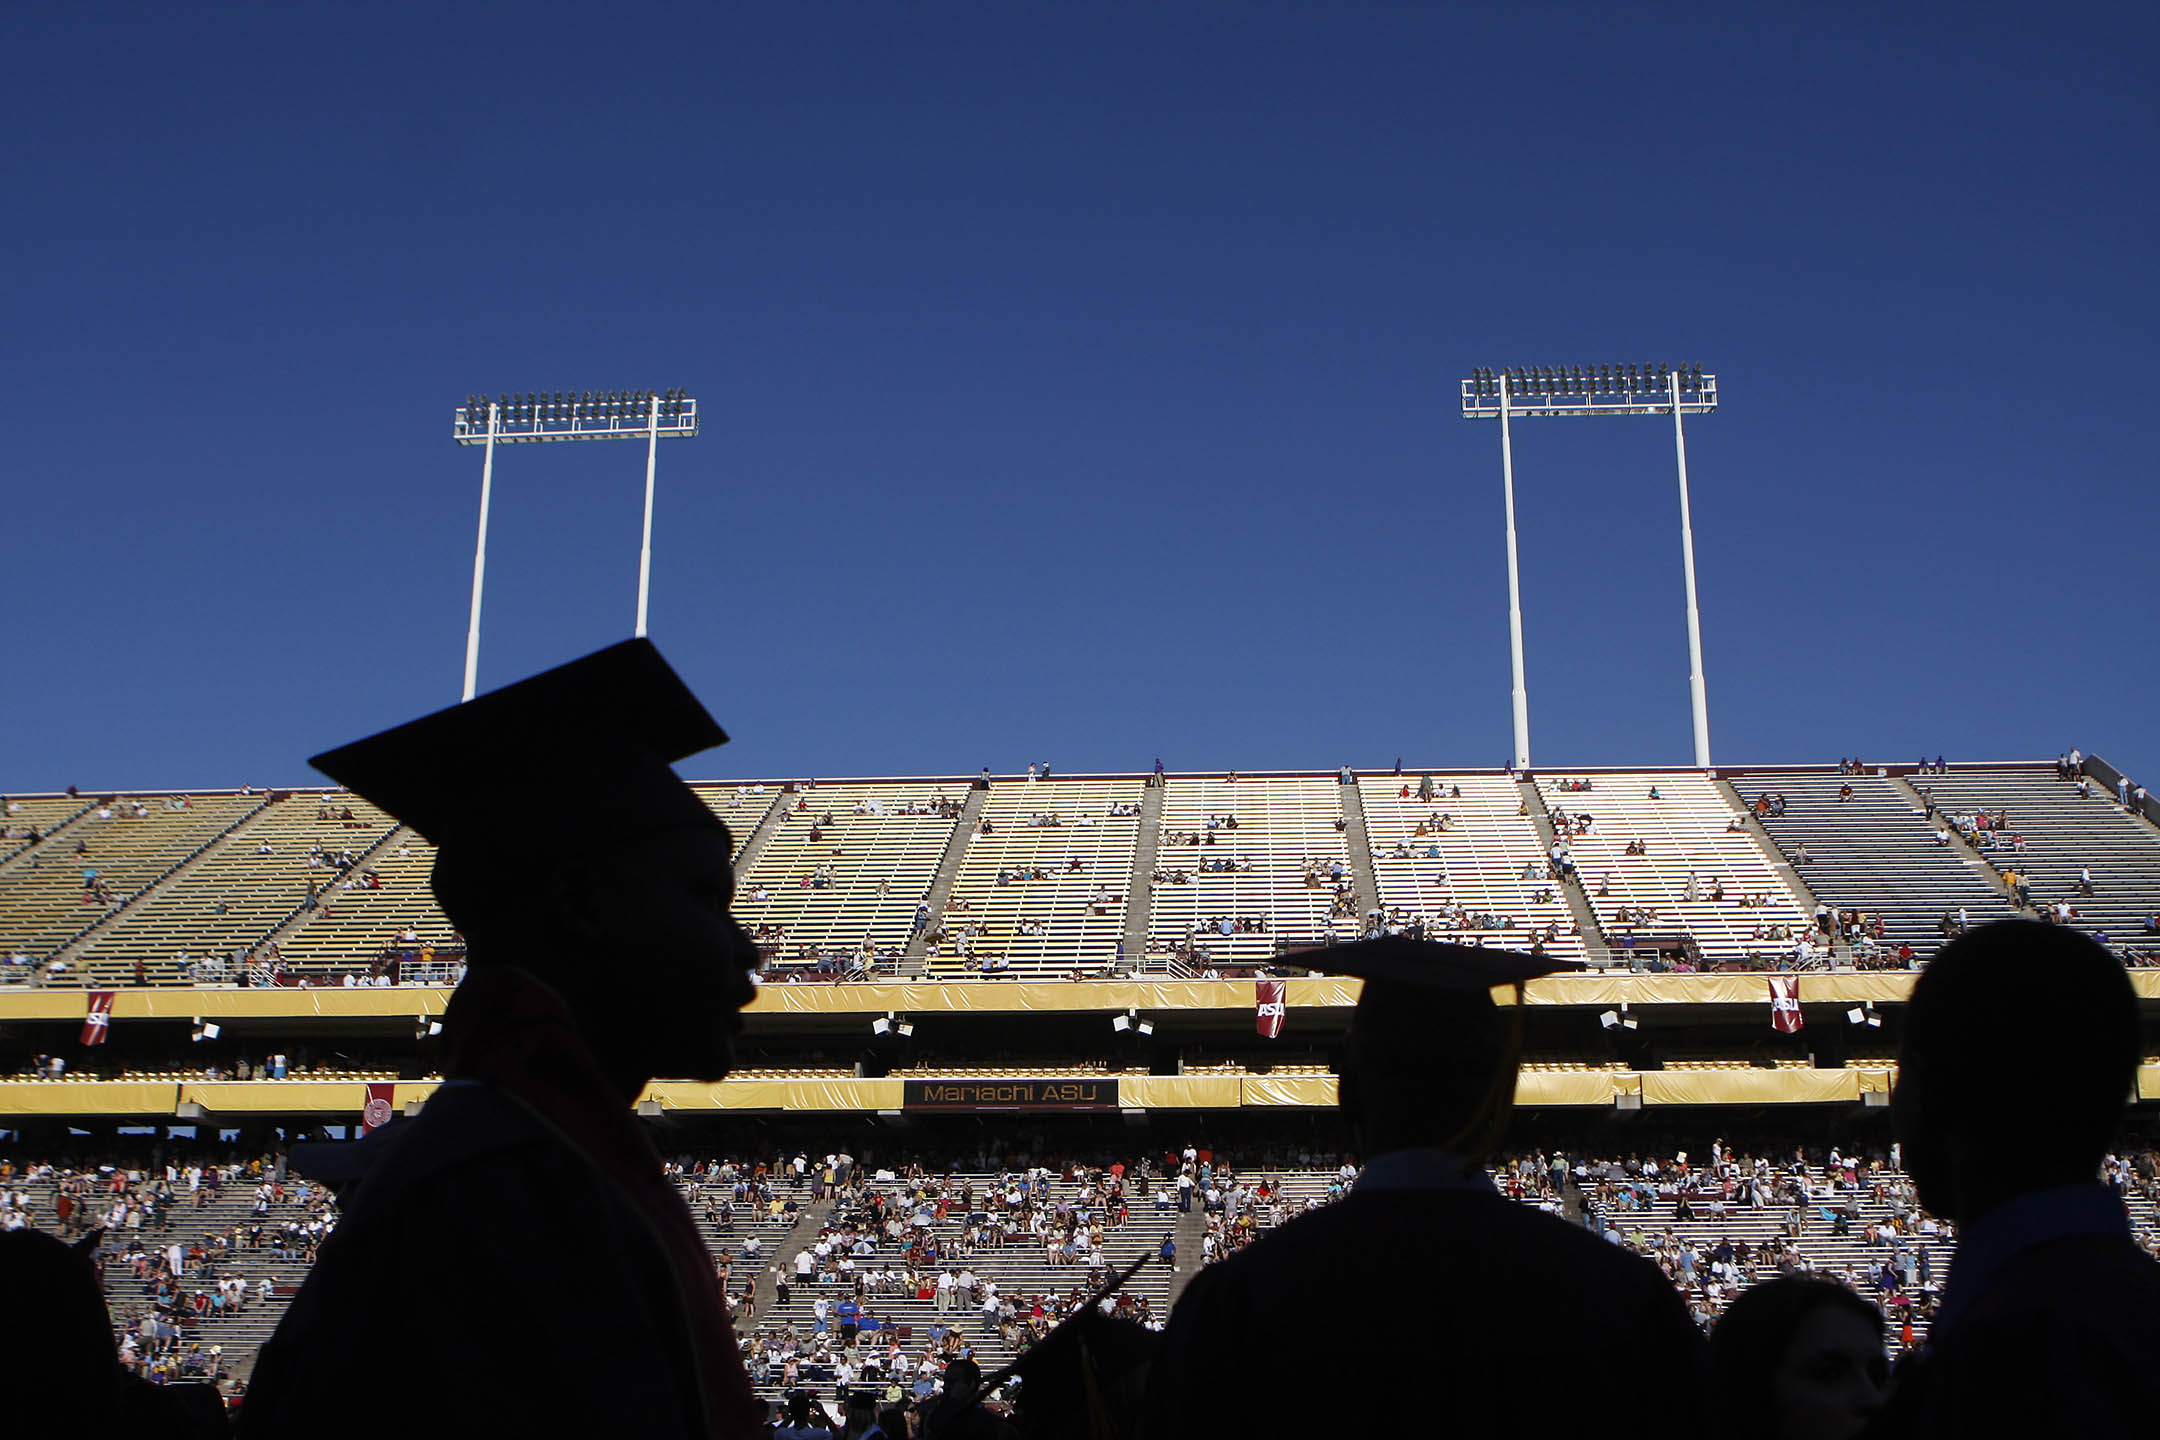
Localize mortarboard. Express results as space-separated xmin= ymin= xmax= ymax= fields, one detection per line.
xmin=1284 ymin=934 xmax=1580 ymax=996
xmin=308 ymin=639 xmax=726 ymax=848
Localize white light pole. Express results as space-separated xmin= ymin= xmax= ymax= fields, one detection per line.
xmin=1498 ymin=374 xmax=1531 ymax=770
xmin=461 ymin=401 xmax=500 ymax=702
xmin=1669 ymin=371 xmax=1712 ymax=767
xmin=452 ymin=390 xmax=699 ymax=695
xmin=1462 ymin=365 xmax=1720 ymax=767
xmin=636 ymin=391 xmax=661 ymax=639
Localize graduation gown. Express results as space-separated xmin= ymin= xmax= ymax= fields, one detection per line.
xmin=236 ymin=968 xmax=760 ymax=1439
xmin=1867 ymin=1231 xmax=2160 ymax=1438
xmin=1148 ymin=1180 xmax=1704 ymax=1434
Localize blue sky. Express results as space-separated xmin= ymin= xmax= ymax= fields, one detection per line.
xmin=5 ymin=4 xmax=2154 ymax=793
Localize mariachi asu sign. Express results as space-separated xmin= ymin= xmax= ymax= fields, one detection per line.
xmin=901 ymin=1078 xmax=1119 ymax=1112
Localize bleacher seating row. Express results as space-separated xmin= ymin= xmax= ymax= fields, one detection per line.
xmin=5 ymin=764 xmax=2157 ymax=985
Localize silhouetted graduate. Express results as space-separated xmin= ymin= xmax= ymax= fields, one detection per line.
xmin=1868 ymin=921 xmax=2160 ymax=1437
xmin=237 ymin=640 xmax=763 ymax=1439
xmin=1147 ymin=938 xmax=1706 ymax=1433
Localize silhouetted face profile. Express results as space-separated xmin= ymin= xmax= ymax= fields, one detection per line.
xmin=546 ymin=820 xmax=759 ymax=1083
xmin=312 ymin=638 xmax=761 ymax=1087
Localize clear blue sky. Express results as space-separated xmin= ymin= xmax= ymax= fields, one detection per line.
xmin=6 ymin=4 xmax=2155 ymax=793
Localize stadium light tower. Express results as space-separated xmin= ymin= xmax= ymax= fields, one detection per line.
xmin=450 ymin=390 xmax=700 ymax=700
xmin=1460 ymin=365 xmax=1720 ymax=768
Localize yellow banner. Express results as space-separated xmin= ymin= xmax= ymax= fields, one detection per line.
xmin=182 ymin=1081 xmax=381 ymax=1113
xmin=2139 ymin=1063 xmax=2160 ymax=1102
xmin=1239 ymin=1075 xmax=1338 ymax=1107
xmin=1515 ymin=1070 xmax=1618 ymax=1106
xmin=1641 ymin=1069 xmax=1862 ymax=1105
xmin=641 ymin=1078 xmax=905 ymax=1111
xmin=0 ymin=1081 xmax=178 ymax=1115
xmin=1116 ymin=1075 xmax=1245 ymax=1109
xmin=2 ymin=968 xmax=2148 ymax=1025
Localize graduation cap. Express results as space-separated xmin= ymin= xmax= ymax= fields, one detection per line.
xmin=1289 ymin=933 xmax=1578 ymax=995
xmin=1284 ymin=936 xmax=1582 ymax=1169
xmin=309 ymin=639 xmax=726 ymax=850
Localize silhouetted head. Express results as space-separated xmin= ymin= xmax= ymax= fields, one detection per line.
xmin=312 ymin=640 xmax=761 ymax=1092
xmin=1893 ymin=921 xmax=2138 ymax=1223
xmin=1711 ymin=1276 xmax=1886 ymax=1440
xmin=1313 ymin=937 xmax=1578 ymax=1159
xmin=0 ymin=1229 xmax=121 ymax=1429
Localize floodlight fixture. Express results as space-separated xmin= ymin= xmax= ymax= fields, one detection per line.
xmin=191 ymin=1018 xmax=220 ymax=1042
xmin=1113 ymin=1007 xmax=1153 ymax=1036
xmin=1461 ymin=363 xmax=1720 ymax=769
xmin=896 ymin=1020 xmax=915 ymax=1039
xmin=873 ymin=1015 xmax=893 ymax=1036
xmin=450 ymin=387 xmax=702 ymax=699
xmin=1846 ymin=1003 xmax=1882 ymax=1028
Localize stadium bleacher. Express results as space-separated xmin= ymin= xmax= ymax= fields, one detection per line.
xmin=1915 ymin=767 xmax=2160 ymax=948
xmin=2 ymin=795 xmax=96 ymax=863
xmin=935 ymin=777 xmax=1148 ymax=978
xmin=1742 ymin=768 xmax=2022 ymax=959
xmin=72 ymin=796 xmax=398 ymax=986
xmin=731 ymin=781 xmax=969 ymax=975
xmin=1147 ymin=774 xmax=1358 ymax=968
xmin=1358 ymin=773 xmax=1586 ymax=963
xmin=0 ymin=794 xmax=269 ymax=969
xmin=263 ymin=823 xmax=455 ymax=980
xmin=3 ymin=762 xmax=2158 ymax=984
xmin=1545 ymin=771 xmax=1811 ymax=966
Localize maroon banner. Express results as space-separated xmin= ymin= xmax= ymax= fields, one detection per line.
xmin=360 ymin=1082 xmax=397 ymax=1133
xmin=80 ymin=991 xmax=116 ymax=1047
xmin=1768 ymin=974 xmax=1803 ymax=1033
xmin=1256 ymin=978 xmax=1287 ymax=1040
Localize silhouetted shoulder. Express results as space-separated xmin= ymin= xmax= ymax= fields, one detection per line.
xmin=1152 ymin=1189 xmax=1702 ymax=1436
xmin=1873 ymin=1235 xmax=2160 ymax=1439
xmin=238 ymin=1087 xmax=706 ymax=1440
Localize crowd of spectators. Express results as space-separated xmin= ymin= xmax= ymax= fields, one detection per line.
xmin=1 ymin=1149 xmax=333 ymax=1393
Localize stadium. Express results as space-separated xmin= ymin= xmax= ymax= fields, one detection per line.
xmin=10 ymin=8 xmax=2160 ymax=1431
xmin=5 ymin=753 xmax=2158 ymax=1404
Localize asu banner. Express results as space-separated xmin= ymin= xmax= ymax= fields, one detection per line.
xmin=360 ymin=1081 xmax=397 ymax=1132
xmin=1768 ymin=974 xmax=1804 ymax=1033
xmin=901 ymin=1078 xmax=1117 ymax=1112
xmin=1256 ymin=978 xmax=1287 ymax=1039
xmin=81 ymin=991 xmax=117 ymax=1046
